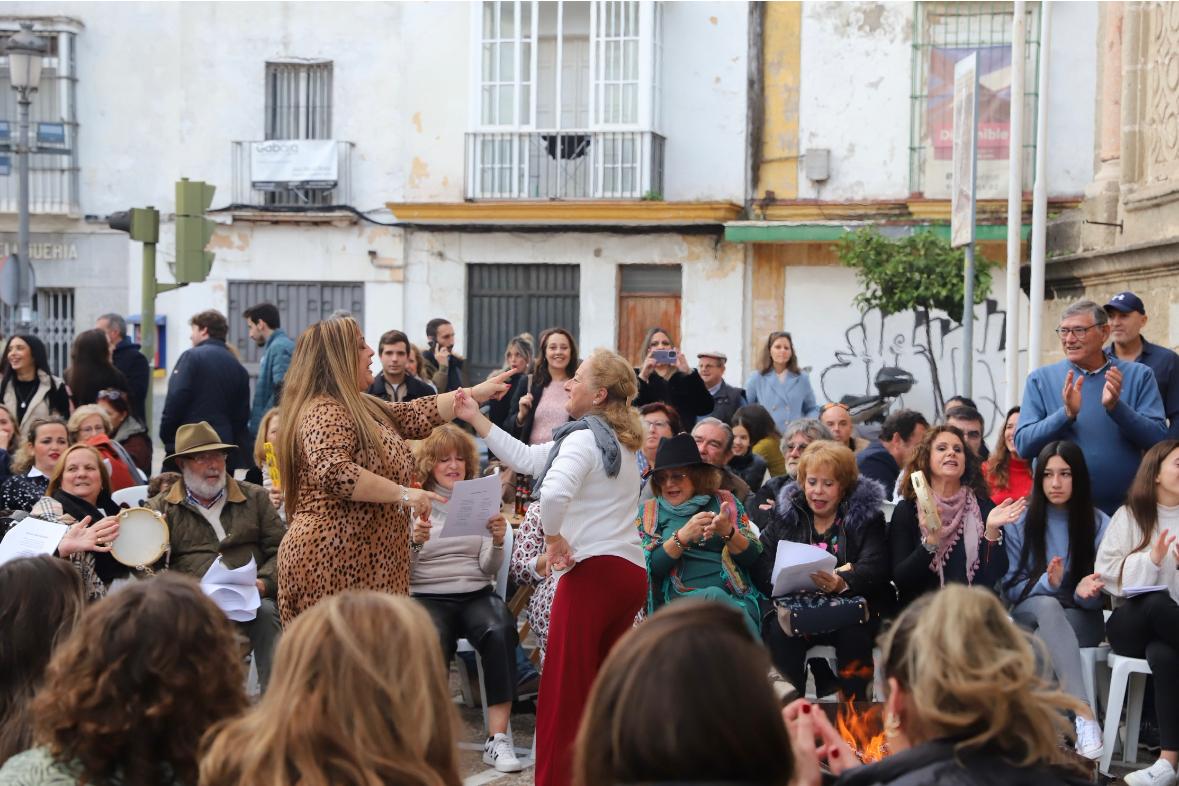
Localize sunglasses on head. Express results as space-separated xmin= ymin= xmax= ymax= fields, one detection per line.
xmin=97 ymin=389 xmax=126 ymax=402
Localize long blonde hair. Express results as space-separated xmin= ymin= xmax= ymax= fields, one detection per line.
xmin=277 ymin=318 xmax=390 ymax=516
xmin=879 ymin=585 xmax=1083 ymax=770
xmin=582 ymin=348 xmax=642 ymax=451
xmin=199 ymin=591 xmax=461 ymax=786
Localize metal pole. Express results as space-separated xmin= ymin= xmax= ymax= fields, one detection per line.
xmin=15 ymin=91 xmax=32 ymax=332
xmin=1005 ymin=1 xmax=1027 ymax=410
xmin=140 ymin=240 xmax=157 ymax=431
xmin=962 ymin=243 xmax=975 ymax=397
xmin=1028 ymin=1 xmax=1052 ymax=374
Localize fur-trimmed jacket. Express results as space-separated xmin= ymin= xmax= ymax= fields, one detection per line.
xmin=751 ymin=477 xmax=893 ymax=617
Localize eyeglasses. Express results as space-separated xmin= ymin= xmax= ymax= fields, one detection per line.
xmin=185 ymin=451 xmax=227 ymax=465
xmin=1055 ymin=324 xmax=1103 ymax=339
xmin=643 ymin=420 xmax=671 ymax=431
xmin=784 ymin=441 xmax=810 ymax=453
xmin=655 ymin=471 xmax=689 ymax=483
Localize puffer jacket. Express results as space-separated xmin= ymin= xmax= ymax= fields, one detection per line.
xmin=146 ymin=476 xmax=284 ymax=597
xmin=751 ymin=477 xmax=893 ymax=618
xmin=835 ymin=740 xmax=1092 ymax=786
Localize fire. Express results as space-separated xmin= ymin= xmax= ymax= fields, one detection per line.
xmin=836 ymin=700 xmax=889 ymax=764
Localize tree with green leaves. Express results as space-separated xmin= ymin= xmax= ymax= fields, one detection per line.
xmin=836 ymin=228 xmax=996 ymax=412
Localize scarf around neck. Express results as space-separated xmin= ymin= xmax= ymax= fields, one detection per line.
xmin=531 ymin=414 xmax=621 ymax=498
xmin=917 ymin=486 xmax=983 ymax=586
xmin=657 ymin=494 xmax=711 ymax=518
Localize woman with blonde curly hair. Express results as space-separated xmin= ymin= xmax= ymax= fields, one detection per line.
xmin=200 ymin=591 xmax=461 ymax=786
xmin=0 ymin=573 xmax=246 ymax=784
xmin=452 ymin=347 xmax=645 ymax=786
xmin=408 ymin=424 xmax=520 ymax=773
xmin=786 ymin=585 xmax=1090 ymax=786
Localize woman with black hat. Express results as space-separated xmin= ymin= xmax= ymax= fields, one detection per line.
xmin=637 ymin=432 xmax=764 ymax=634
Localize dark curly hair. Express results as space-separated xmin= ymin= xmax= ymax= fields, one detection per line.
xmin=30 ymin=573 xmax=247 ymax=786
xmin=900 ymin=424 xmax=990 ymax=501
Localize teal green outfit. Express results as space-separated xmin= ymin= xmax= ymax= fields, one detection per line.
xmin=637 ymin=491 xmax=764 ymax=634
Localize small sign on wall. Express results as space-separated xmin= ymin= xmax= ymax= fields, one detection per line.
xmin=250 ymin=139 xmax=338 ymax=191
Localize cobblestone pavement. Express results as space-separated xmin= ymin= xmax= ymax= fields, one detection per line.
xmin=452 ymin=668 xmax=536 ymax=786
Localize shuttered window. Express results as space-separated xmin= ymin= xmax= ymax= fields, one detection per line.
xmin=264 ymin=61 xmax=332 ymax=140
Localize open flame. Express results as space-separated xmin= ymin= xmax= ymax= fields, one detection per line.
xmin=836 ymin=700 xmax=889 ymax=763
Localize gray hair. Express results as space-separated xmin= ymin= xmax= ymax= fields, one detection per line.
xmin=782 ymin=418 xmax=833 ymax=447
xmin=1060 ymin=299 xmax=1108 ymax=326
xmin=98 ymin=313 xmax=127 ymax=339
xmin=692 ymin=416 xmax=735 ymax=452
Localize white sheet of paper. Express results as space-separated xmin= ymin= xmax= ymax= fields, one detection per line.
xmin=771 ymin=540 xmax=838 ymax=596
xmin=437 ymin=470 xmax=502 ymax=539
xmin=0 ymin=517 xmax=69 ymax=566
xmin=200 ymin=555 xmax=261 ymax=622
xmin=1125 ymin=585 xmax=1169 ymax=598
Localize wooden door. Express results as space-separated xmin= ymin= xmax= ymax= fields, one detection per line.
xmin=618 ymin=294 xmax=681 ymax=367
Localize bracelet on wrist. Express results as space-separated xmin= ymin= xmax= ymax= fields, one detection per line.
xmin=671 ymin=531 xmax=689 ymax=551
xmin=722 ymin=528 xmax=737 ymax=543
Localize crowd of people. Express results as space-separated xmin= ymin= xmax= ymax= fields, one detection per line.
xmin=0 ymin=289 xmax=1178 ymax=785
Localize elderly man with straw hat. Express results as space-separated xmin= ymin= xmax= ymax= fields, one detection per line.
xmin=146 ymin=420 xmax=284 ymax=690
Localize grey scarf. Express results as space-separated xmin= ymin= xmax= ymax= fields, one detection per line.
xmin=531 ymin=414 xmax=622 ymax=499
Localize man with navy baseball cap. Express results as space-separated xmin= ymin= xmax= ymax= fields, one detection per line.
xmin=1105 ymin=291 xmax=1179 ymax=439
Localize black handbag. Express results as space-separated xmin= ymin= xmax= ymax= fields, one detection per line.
xmin=773 ymin=591 xmax=869 ymax=637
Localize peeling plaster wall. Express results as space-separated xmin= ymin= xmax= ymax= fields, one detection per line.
xmin=797 ymin=1 xmax=1098 ymax=201
xmin=402 ymin=231 xmax=749 ymax=384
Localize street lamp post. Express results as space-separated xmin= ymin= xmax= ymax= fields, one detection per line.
xmin=5 ymin=22 xmax=47 ymax=334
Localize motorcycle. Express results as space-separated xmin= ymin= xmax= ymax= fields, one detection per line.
xmin=838 ymin=366 xmax=916 ymax=427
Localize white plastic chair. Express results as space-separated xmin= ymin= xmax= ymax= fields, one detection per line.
xmin=111 ymin=484 xmax=150 ymax=508
xmin=1099 ymin=652 xmax=1153 ymax=775
xmin=1079 ymin=643 xmax=1111 ymax=719
xmin=805 ymin=645 xmax=839 ymax=702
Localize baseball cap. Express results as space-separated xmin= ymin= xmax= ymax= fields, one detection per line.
xmin=1104 ymin=291 xmax=1146 ymax=315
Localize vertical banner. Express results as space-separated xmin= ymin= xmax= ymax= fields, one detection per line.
xmin=951 ymin=53 xmax=979 ymax=249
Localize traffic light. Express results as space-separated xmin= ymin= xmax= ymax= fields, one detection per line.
xmin=107 ymin=207 xmax=159 ymax=243
xmin=174 ymin=177 xmax=216 ymax=283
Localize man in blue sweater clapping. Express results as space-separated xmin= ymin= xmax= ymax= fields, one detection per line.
xmin=1016 ymin=300 xmax=1167 ymax=514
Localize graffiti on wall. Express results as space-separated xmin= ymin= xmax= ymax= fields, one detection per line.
xmin=818 ymin=299 xmax=1017 ymax=440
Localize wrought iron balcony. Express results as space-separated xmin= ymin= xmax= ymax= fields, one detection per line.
xmin=230 ymin=140 xmax=354 ymax=208
xmin=465 ymin=130 xmax=665 ymax=200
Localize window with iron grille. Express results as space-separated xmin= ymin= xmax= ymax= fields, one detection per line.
xmin=909 ymin=2 xmax=1040 ymax=199
xmin=0 ymin=287 xmax=74 ymax=374
xmin=259 ymin=61 xmax=334 ymax=207
xmin=0 ymin=23 xmax=80 ymax=215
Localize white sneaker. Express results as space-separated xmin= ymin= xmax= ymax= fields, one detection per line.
xmin=482 ymin=733 xmax=523 ymax=773
xmin=1074 ymin=716 xmax=1103 ymax=760
xmin=1125 ymin=758 xmax=1178 ymax=786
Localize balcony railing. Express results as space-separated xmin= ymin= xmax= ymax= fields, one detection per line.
xmin=465 ymin=130 xmax=665 ymax=200
xmin=0 ymin=150 xmax=80 ymax=215
xmin=231 ymin=140 xmax=354 ymax=207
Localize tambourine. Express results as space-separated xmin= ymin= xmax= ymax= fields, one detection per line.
xmin=111 ymin=507 xmax=170 ymax=571
xmin=910 ymin=470 xmax=942 ymax=533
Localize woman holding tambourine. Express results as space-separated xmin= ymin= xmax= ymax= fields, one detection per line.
xmin=29 ymin=444 xmax=126 ymax=600
xmin=889 ymin=424 xmax=1026 ymax=611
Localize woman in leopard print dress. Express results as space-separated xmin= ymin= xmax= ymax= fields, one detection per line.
xmin=275 ymin=317 xmax=509 ymax=625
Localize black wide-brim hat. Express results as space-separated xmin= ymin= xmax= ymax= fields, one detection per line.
xmin=645 ymin=432 xmax=710 ymax=478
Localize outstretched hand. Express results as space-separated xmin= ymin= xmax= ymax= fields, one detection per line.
xmin=471 ymin=370 xmax=513 ymax=403
xmin=452 ymin=388 xmax=481 ymax=422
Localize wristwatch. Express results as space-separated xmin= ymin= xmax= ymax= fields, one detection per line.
xmin=399 ymin=486 xmax=411 ymax=507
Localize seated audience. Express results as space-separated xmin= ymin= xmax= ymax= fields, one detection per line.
xmin=0 ymin=405 xmax=17 ymax=482
xmin=0 ymin=417 xmax=68 ymax=512
xmin=95 ymin=387 xmax=151 ymax=476
xmin=32 ymin=444 xmax=128 ymax=600
xmin=748 ymin=419 xmax=833 ymax=529
xmin=637 ymin=434 xmax=763 ymax=634
xmin=728 ymin=414 xmax=769 ymax=493
xmin=1095 ymin=440 xmax=1179 ymax=786
xmin=145 ymin=421 xmax=284 ymax=691
xmin=0 ymin=556 xmax=83 ymax=763
xmin=890 ymin=425 xmax=1025 ymax=609
xmin=409 ymin=424 xmax=521 ymax=774
xmin=634 ymin=327 xmax=714 ymax=430
xmin=200 ymin=591 xmax=462 ymax=786
xmin=244 ymin=407 xmax=285 ymax=520
xmin=637 ymin=402 xmax=682 ymax=479
xmin=147 ymin=471 xmax=180 ymax=499
xmin=856 ymin=409 xmax=929 ymax=498
xmin=986 ymin=406 xmax=1030 ymax=504
xmin=1002 ymin=440 xmax=1108 ymax=760
xmin=573 ymin=600 xmax=796 ymax=786
xmin=733 ymin=403 xmax=786 ymax=478
xmin=68 ymin=405 xmax=144 ymax=489
xmin=0 ymin=574 xmax=247 ymax=784
xmin=789 ymin=586 xmax=1092 ymax=786
xmin=752 ymin=442 xmax=889 ymax=701
xmin=820 ymin=402 xmax=869 ymax=453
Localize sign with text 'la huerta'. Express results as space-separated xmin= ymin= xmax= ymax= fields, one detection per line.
xmin=250 ymin=139 xmax=337 ymax=191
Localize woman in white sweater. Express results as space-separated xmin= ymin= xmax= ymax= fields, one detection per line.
xmin=453 ymin=348 xmax=645 ymax=786
xmin=1095 ymin=440 xmax=1179 ymax=786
